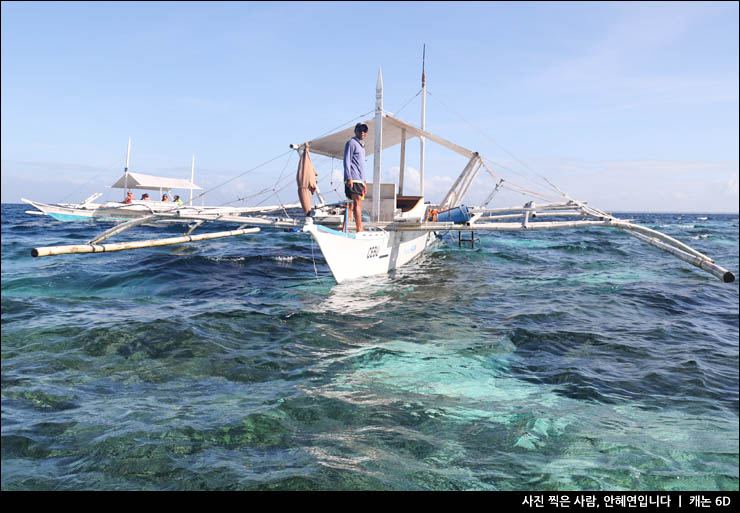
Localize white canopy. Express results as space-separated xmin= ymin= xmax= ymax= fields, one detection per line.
xmin=300 ymin=114 xmax=475 ymax=160
xmin=109 ymin=172 xmax=202 ymax=191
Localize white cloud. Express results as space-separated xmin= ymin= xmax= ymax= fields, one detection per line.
xmin=6 ymin=152 xmax=736 ymax=214
xmin=727 ymin=174 xmax=740 ymax=198
xmin=510 ymin=157 xmax=740 ymax=212
xmin=384 ymin=165 xmax=456 ymax=201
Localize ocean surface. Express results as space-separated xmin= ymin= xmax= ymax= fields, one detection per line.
xmin=1 ymin=203 xmax=738 ymax=491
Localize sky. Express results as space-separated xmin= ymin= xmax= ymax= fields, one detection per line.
xmin=2 ymin=1 xmax=738 ymax=212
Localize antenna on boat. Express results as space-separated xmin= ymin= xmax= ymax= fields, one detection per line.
xmin=420 ymin=44 xmax=426 ymax=197
xmin=190 ymin=155 xmax=195 ymax=205
xmin=372 ymin=67 xmax=384 ymax=222
xmin=124 ymin=137 xmax=132 ymax=195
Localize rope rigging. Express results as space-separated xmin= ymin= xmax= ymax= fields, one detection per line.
xmin=392 ymin=89 xmax=422 ymax=117
xmin=195 ymin=86 xmax=573 ymax=212
xmin=185 ymin=87 xmax=440 ymax=211
xmin=59 ymin=157 xmax=125 ymax=204
xmin=426 ymin=89 xmax=573 ymax=203
xmin=186 ymin=149 xmax=294 ymax=207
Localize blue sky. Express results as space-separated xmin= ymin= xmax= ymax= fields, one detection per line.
xmin=2 ymin=1 xmax=738 ymax=212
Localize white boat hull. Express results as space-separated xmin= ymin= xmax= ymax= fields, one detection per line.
xmin=21 ymin=198 xmax=177 ymax=222
xmin=304 ymin=221 xmax=436 ymax=283
xmin=21 ymin=198 xmax=297 ymax=224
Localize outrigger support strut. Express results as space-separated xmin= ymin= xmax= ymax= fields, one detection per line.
xmin=90 ymin=215 xmax=161 ymax=244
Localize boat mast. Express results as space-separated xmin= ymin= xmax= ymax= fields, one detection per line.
xmin=372 ymin=68 xmax=383 ymax=222
xmin=420 ymin=44 xmax=426 ymax=198
xmin=124 ymin=137 xmax=132 ymax=196
xmin=190 ymin=155 xmax=195 ymax=205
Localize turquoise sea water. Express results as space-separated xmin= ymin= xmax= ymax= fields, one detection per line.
xmin=1 ymin=203 xmax=738 ymax=491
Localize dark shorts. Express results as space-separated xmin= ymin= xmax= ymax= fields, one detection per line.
xmin=344 ymin=181 xmax=366 ymax=200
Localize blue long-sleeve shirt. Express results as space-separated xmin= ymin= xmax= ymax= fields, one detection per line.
xmin=343 ymin=137 xmax=366 ymax=182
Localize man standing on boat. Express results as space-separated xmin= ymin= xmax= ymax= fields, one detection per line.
xmin=343 ymin=122 xmax=368 ymax=232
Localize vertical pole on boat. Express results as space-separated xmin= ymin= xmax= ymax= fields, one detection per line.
xmin=399 ymin=128 xmax=406 ymax=195
xmin=420 ymin=44 xmax=426 ymax=198
xmin=372 ymin=68 xmax=383 ymax=222
xmin=190 ymin=155 xmax=195 ymax=205
xmin=344 ymin=202 xmax=350 ymax=233
xmin=124 ymin=137 xmax=132 ymax=195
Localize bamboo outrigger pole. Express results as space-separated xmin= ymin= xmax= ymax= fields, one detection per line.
xmin=622 ymin=228 xmax=734 ymax=283
xmin=389 ymin=219 xmax=735 ymax=282
xmin=31 ymin=227 xmax=260 ymax=258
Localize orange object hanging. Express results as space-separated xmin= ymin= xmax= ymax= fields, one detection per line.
xmin=296 ymin=142 xmax=318 ymax=215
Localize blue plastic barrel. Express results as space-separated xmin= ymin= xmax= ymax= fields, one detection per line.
xmin=435 ymin=205 xmax=471 ymax=224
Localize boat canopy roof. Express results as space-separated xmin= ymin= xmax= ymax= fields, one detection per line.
xmin=301 ymin=114 xmax=476 ymax=160
xmin=109 ymin=172 xmax=202 ymax=191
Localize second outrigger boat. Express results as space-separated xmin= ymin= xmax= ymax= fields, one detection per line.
xmin=24 ymin=65 xmax=736 ymax=284
xmin=22 ymin=140 xmax=301 ymax=224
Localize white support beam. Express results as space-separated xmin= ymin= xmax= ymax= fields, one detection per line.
xmin=399 ymin=128 xmax=406 ymax=195
xmin=439 ymin=154 xmax=480 ymax=211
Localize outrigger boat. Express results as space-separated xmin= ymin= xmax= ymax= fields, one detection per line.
xmin=22 ymin=140 xmax=302 ymax=224
xmin=25 ymin=67 xmax=736 ymax=284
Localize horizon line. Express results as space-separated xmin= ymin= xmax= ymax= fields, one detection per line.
xmin=1 ymin=202 xmax=738 ymax=215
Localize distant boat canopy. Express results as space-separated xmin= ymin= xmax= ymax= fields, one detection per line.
xmin=109 ymin=172 xmax=202 ymax=191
